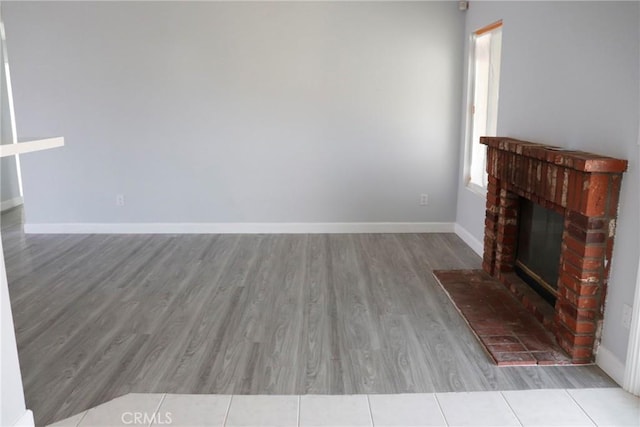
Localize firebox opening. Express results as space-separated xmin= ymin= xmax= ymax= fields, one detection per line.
xmin=515 ymin=198 xmax=564 ymax=306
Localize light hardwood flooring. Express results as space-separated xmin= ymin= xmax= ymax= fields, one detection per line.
xmin=1 ymin=207 xmax=615 ymax=426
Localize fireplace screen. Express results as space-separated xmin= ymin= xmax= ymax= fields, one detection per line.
xmin=516 ymin=198 xmax=564 ymax=304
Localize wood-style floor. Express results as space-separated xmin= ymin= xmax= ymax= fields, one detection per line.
xmin=1 ymin=207 xmax=615 ymax=426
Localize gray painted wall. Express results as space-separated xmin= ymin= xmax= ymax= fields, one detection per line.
xmin=4 ymin=1 xmax=464 ymax=224
xmin=1 ymin=158 xmax=21 ymax=206
xmin=456 ymin=1 xmax=640 ymax=363
xmin=1 ymin=40 xmax=21 ymax=207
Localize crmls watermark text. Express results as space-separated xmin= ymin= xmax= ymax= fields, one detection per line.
xmin=121 ymin=412 xmax=172 ymax=425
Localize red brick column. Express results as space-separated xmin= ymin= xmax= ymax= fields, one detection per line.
xmin=482 ymin=178 xmax=520 ymax=277
xmin=495 ymin=189 xmax=519 ymax=277
xmin=483 ymin=176 xmax=499 ymax=276
xmin=555 ymin=211 xmax=619 ymax=362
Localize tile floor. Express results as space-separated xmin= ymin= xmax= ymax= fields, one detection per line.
xmin=433 ymin=270 xmax=571 ymax=366
xmin=47 ymin=387 xmax=639 ymax=427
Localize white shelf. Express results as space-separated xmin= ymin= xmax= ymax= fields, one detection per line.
xmin=0 ymin=137 xmax=64 ymax=158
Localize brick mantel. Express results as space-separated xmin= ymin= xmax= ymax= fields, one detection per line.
xmin=481 ymin=137 xmax=627 ymax=363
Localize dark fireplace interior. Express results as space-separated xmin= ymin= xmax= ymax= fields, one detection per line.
xmin=515 ymin=198 xmax=564 ymax=306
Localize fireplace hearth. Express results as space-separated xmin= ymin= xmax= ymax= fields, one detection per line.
xmin=481 ymin=137 xmax=627 ymax=363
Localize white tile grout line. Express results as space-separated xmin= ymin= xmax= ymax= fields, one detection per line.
xmin=498 ymin=391 xmax=524 ymax=427
xmin=365 ymin=394 xmax=375 ymax=427
xmin=148 ymin=393 xmax=167 ymax=427
xmin=433 ymin=393 xmax=450 ymax=427
xmin=222 ymin=395 xmax=234 ymax=427
xmin=563 ymin=388 xmax=598 ymax=426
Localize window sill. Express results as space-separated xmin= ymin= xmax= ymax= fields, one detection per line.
xmin=465 ymin=182 xmax=487 ymax=198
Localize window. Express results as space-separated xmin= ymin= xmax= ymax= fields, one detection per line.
xmin=466 ymin=21 xmax=502 ymax=190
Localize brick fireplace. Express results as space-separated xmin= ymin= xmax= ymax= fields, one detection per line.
xmin=481 ymin=137 xmax=627 ymax=363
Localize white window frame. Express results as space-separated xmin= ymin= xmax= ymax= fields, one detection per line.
xmin=464 ymin=20 xmax=502 ymax=194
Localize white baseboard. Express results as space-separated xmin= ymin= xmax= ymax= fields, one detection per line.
xmin=24 ymin=221 xmax=456 ymax=235
xmin=596 ymin=345 xmax=625 ymax=386
xmin=12 ymin=410 xmax=34 ymax=427
xmin=454 ymin=223 xmax=483 ymax=256
xmin=1 ymin=197 xmax=23 ymax=212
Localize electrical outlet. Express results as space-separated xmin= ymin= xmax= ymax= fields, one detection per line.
xmin=420 ymin=194 xmax=429 ymax=206
xmin=622 ymin=304 xmax=632 ymax=329
xmin=116 ymin=194 xmax=125 ymax=207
